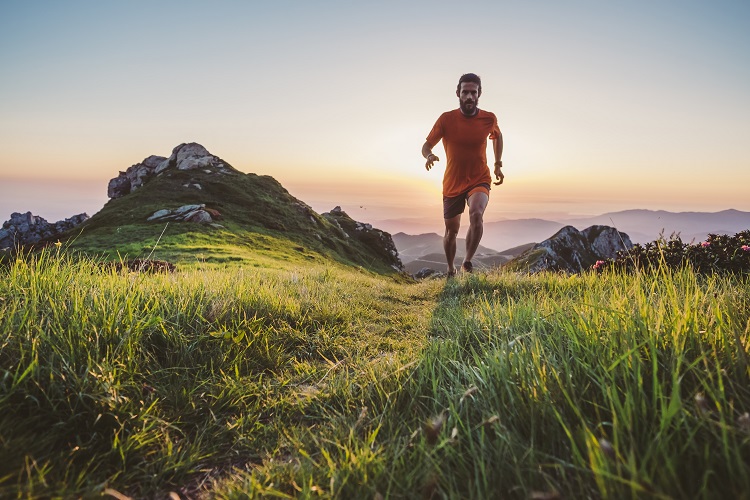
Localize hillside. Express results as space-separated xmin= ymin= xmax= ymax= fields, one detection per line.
xmin=60 ymin=143 xmax=403 ymax=274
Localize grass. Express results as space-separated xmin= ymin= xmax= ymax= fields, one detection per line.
xmin=1 ymin=249 xmax=749 ymax=498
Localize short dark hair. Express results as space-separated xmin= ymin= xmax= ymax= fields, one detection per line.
xmin=457 ymin=73 xmax=482 ymax=94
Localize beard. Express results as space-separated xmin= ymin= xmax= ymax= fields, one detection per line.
xmin=459 ymin=99 xmax=478 ymax=115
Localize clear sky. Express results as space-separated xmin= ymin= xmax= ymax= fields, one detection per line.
xmin=1 ymin=0 xmax=749 ymax=232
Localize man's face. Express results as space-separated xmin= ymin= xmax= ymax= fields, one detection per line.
xmin=457 ymin=82 xmax=480 ymax=115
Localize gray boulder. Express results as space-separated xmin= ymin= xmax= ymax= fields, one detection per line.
xmin=146 ymin=204 xmax=220 ymax=224
xmin=185 ymin=210 xmax=213 ymax=223
xmin=166 ymin=142 xmax=230 ymax=172
xmin=147 ymin=209 xmax=172 ymax=221
xmin=0 ymin=212 xmax=89 ymax=250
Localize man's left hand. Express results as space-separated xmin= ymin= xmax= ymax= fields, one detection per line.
xmin=425 ymin=154 xmax=439 ymax=171
xmin=494 ymin=164 xmax=504 ymax=185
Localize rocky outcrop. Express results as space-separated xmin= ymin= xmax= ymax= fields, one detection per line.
xmin=322 ymin=206 xmax=404 ymax=272
xmin=107 ymin=143 xmax=235 ymax=199
xmin=166 ymin=143 xmax=229 ymax=172
xmin=0 ymin=212 xmax=89 ymax=250
xmin=107 ymin=155 xmax=166 ymax=199
xmin=512 ymin=225 xmax=633 ymax=273
xmin=147 ymin=204 xmax=222 ymax=224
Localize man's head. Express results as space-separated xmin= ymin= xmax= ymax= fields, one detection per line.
xmin=456 ymin=73 xmax=482 ymax=95
xmin=456 ymin=73 xmax=482 ymax=116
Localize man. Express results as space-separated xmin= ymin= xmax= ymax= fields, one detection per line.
xmin=422 ymin=73 xmax=504 ymax=276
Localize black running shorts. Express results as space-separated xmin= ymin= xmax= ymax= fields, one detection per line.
xmin=443 ymin=183 xmax=490 ymax=219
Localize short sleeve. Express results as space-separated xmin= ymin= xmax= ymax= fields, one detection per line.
xmin=425 ymin=115 xmax=444 ymax=148
xmin=488 ymin=113 xmax=501 ymax=140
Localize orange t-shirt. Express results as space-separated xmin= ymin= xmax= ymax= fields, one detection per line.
xmin=425 ymin=109 xmax=501 ymax=197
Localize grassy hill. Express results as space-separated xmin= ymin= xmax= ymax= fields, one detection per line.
xmin=2 ymin=249 xmax=749 ymax=498
xmin=61 ymin=159 xmax=401 ymax=275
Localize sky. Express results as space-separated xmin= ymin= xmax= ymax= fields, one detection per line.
xmin=1 ymin=0 xmax=749 ymax=234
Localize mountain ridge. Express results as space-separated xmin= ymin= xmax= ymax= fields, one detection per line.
xmin=380 ymin=209 xmax=750 ymax=255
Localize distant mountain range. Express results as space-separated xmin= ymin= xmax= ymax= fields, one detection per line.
xmin=391 ymin=232 xmax=535 ymax=273
xmin=385 ymin=209 xmax=750 ymax=255
xmin=563 ymin=209 xmax=750 ymax=245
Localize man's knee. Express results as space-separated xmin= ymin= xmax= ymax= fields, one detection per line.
xmin=469 ymin=210 xmax=484 ymax=227
xmin=444 ymin=226 xmax=459 ymax=239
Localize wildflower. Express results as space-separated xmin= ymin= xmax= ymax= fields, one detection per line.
xmin=701 ymin=241 xmax=710 ymax=247
xmin=593 ymin=260 xmax=605 ymax=270
xmin=54 ymin=240 xmax=62 ymax=248
xmin=741 ymin=245 xmax=750 ymax=252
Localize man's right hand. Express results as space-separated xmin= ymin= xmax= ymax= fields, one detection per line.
xmin=425 ymin=154 xmax=439 ymax=171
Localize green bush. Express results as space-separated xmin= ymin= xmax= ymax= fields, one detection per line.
xmin=596 ymin=230 xmax=750 ymax=274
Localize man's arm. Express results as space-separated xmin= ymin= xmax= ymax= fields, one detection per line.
xmin=422 ymin=141 xmax=439 ymax=171
xmin=492 ymin=132 xmax=504 ymax=185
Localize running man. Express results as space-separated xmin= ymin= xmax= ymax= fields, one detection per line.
xmin=422 ymin=73 xmax=504 ymax=276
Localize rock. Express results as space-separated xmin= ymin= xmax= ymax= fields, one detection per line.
xmin=165 ymin=143 xmax=224 ymax=171
xmin=146 ymin=204 xmax=220 ymax=224
xmin=0 ymin=211 xmax=89 ymax=250
xmin=185 ymin=210 xmax=213 ymax=223
xmin=107 ymin=173 xmax=131 ymax=199
xmin=147 ymin=209 xmax=172 ymax=221
xmin=155 ymin=157 xmax=171 ymax=174
xmin=414 ymin=268 xmax=438 ymax=279
xmin=511 ymin=225 xmax=633 ymax=273
xmin=172 ymin=143 xmax=211 ymax=165
xmin=107 ymin=155 xmax=167 ymax=199
xmin=174 ymin=204 xmax=205 ymax=216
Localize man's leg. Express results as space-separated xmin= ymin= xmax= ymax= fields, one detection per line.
xmin=463 ymin=191 xmax=489 ymax=270
xmin=444 ymin=214 xmax=461 ymax=275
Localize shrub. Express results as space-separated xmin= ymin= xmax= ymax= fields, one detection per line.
xmin=597 ymin=230 xmax=750 ymax=274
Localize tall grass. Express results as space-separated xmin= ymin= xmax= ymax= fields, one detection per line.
xmin=0 ymin=249 xmax=431 ymax=497
xmin=390 ymin=269 xmax=750 ymax=499
xmin=1 ymin=250 xmax=749 ymax=498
